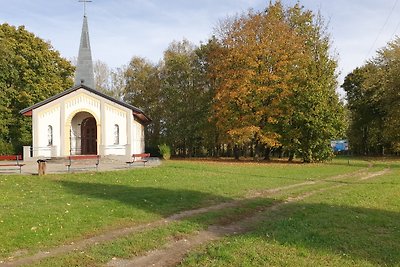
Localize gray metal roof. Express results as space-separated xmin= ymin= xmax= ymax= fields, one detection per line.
xmin=74 ymin=15 xmax=95 ymax=88
xmin=19 ymin=84 xmax=151 ymax=125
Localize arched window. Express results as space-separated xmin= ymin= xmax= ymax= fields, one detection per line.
xmin=48 ymin=125 xmax=53 ymax=146
xmin=114 ymin=124 xmax=119 ymax=145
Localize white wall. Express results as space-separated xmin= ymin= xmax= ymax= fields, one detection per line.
xmin=65 ymin=90 xmax=101 ymax=121
xmin=132 ymin=119 xmax=145 ymax=154
xmin=34 ymin=106 xmax=60 ymax=157
xmin=104 ymin=104 xmax=128 ymax=155
xmin=31 ymin=87 xmax=146 ymax=157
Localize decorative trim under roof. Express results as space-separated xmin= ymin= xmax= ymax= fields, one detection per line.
xmin=19 ymin=84 xmax=151 ymax=125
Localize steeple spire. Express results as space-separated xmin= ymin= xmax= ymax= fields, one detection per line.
xmin=74 ymin=10 xmax=95 ymax=88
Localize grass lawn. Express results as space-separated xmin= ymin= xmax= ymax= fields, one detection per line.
xmin=181 ymin=160 xmax=400 ymax=267
xmin=0 ymin=157 xmax=391 ymax=266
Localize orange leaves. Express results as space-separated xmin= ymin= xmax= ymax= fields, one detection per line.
xmin=210 ymin=3 xmax=308 ymax=147
xmin=228 ymin=126 xmax=260 ymax=144
xmin=207 ymin=1 xmax=343 ymax=162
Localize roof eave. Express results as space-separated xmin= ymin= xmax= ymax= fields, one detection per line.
xmin=19 ymin=84 xmax=152 ymax=124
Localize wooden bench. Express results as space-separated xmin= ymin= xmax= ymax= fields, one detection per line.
xmin=0 ymin=155 xmax=25 ymax=173
xmin=65 ymin=155 xmax=100 ymax=172
xmin=126 ymin=153 xmax=151 ymax=167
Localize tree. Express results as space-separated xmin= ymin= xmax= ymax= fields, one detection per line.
xmin=124 ymin=56 xmax=162 ymax=152
xmin=210 ymin=2 xmax=344 ymax=162
xmin=212 ymin=4 xmax=306 ymax=159
xmin=376 ymin=38 xmax=400 ymax=153
xmin=280 ymin=4 xmax=345 ymax=162
xmin=342 ymin=65 xmax=384 ymax=155
xmin=0 ymin=23 xmax=74 ymax=153
xmin=193 ymin=38 xmax=221 ymax=156
xmin=343 ymin=37 xmax=400 ymax=155
xmin=122 ymin=40 xmax=218 ymax=157
xmin=94 ymin=60 xmax=125 ymax=100
xmin=94 ymin=60 xmax=111 ymax=92
xmin=161 ymin=40 xmax=212 ymax=156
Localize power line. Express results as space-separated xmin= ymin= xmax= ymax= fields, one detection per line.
xmin=390 ymin=17 xmax=400 ymax=40
xmin=366 ymin=0 xmax=399 ymax=59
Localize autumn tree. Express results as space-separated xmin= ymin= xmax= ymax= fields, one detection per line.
xmin=120 ymin=1 xmax=344 ymax=161
xmin=0 ymin=23 xmax=74 ymax=153
xmin=211 ymin=2 xmax=344 ymax=162
xmin=212 ymin=5 xmax=303 ymax=159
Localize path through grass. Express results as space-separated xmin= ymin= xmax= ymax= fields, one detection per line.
xmin=0 ymin=158 xmax=376 ymax=265
xmin=180 ymin=160 xmax=400 ymax=267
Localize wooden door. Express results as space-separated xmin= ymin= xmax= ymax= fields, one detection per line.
xmin=81 ymin=117 xmax=97 ymax=155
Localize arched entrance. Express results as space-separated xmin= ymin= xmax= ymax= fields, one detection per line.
xmin=81 ymin=117 xmax=97 ymax=155
xmin=70 ymin=111 xmax=98 ymax=155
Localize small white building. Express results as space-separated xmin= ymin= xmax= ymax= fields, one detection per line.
xmin=20 ymin=84 xmax=150 ymax=158
xmin=20 ymin=12 xmax=150 ymax=159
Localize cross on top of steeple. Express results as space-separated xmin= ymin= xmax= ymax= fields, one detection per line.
xmin=78 ymin=0 xmax=92 ymax=16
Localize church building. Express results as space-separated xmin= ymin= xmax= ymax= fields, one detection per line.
xmin=20 ymin=12 xmax=150 ymax=159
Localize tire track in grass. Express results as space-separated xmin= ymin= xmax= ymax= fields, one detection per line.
xmin=2 ymin=167 xmax=377 ymax=267
xmin=106 ymin=168 xmax=389 ymax=267
xmin=106 ymin=185 xmax=342 ymax=267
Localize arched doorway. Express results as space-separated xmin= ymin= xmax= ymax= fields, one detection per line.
xmin=81 ymin=117 xmax=97 ymax=155
xmin=70 ymin=111 xmax=98 ymax=155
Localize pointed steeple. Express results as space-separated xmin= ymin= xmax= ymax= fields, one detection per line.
xmin=74 ymin=15 xmax=95 ymax=89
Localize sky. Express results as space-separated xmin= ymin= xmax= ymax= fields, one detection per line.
xmin=1 ymin=0 xmax=400 ymax=97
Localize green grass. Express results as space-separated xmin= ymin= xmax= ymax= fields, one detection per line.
xmin=0 ymin=158 xmax=366 ymax=260
xmin=30 ymin=203 xmax=276 ymax=267
xmin=30 ymin=221 xmax=201 ymax=267
xmin=180 ymin=160 xmax=400 ymax=267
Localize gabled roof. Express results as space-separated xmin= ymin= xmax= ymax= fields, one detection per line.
xmin=20 ymin=84 xmax=151 ymax=125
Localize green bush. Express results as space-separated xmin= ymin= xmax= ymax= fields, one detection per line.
xmin=0 ymin=140 xmax=14 ymax=155
xmin=158 ymin=144 xmax=171 ymax=160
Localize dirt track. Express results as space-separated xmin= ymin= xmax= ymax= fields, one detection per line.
xmin=2 ymin=166 xmax=389 ymax=267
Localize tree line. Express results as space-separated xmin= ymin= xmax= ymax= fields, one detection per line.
xmin=1 ymin=1 xmax=349 ymax=162
xmin=343 ymin=38 xmax=400 ymax=155
xmin=117 ymin=2 xmax=346 ymax=162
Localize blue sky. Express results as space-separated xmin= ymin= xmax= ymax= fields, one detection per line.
xmin=1 ymin=0 xmax=400 ymax=95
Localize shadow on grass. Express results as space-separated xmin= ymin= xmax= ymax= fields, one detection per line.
xmin=57 ymin=181 xmax=399 ymax=265
xmin=245 ymin=202 xmax=400 ymax=266
xmin=57 ymin=180 xmax=231 ymax=216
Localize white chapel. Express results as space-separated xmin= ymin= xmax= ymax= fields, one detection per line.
xmin=20 ymin=13 xmax=151 ymax=159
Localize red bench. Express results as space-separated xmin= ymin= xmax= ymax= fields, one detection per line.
xmin=66 ymin=155 xmax=100 ymax=172
xmin=0 ymin=155 xmax=25 ymax=173
xmin=126 ymin=153 xmax=151 ymax=167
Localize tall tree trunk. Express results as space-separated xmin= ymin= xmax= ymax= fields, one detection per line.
xmin=234 ymin=144 xmax=240 ymax=160
xmin=250 ymin=140 xmax=254 ymax=158
xmin=264 ymin=146 xmax=271 ymax=161
xmin=254 ymin=142 xmax=261 ymax=161
xmin=288 ymin=151 xmax=294 ymax=162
